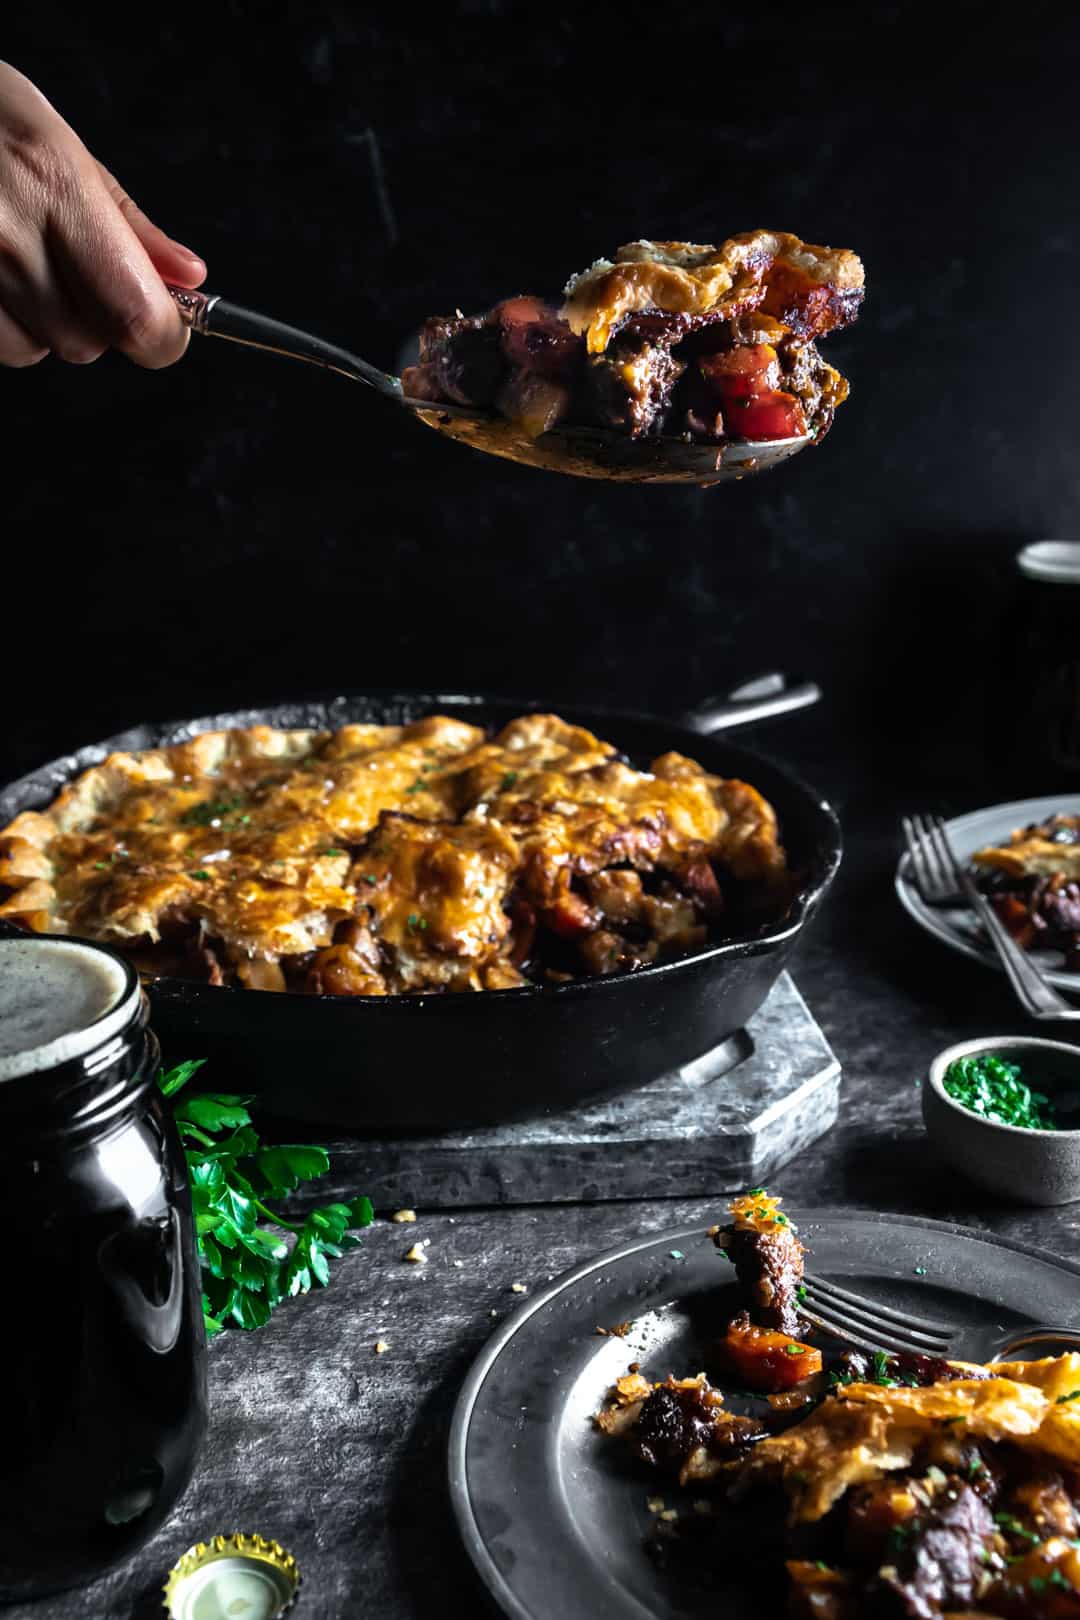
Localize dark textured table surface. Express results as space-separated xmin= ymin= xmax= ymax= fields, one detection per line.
xmin=10 ymin=725 xmax=1080 ymax=1619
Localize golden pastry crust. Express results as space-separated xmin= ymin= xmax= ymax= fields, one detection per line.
xmin=972 ymin=815 xmax=1080 ymax=880
xmin=562 ymin=230 xmax=865 ymax=353
xmin=0 ymin=713 xmax=790 ymax=995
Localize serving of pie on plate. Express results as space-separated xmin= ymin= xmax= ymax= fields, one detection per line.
xmin=595 ymin=1193 xmax=1080 ymax=1619
xmin=972 ymin=811 xmax=1080 ymax=971
xmin=403 ymin=229 xmax=864 ymax=444
xmin=0 ymin=712 xmax=792 ymax=996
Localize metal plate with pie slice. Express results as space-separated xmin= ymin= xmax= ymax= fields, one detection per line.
xmin=449 ymin=1211 xmax=1080 ymax=1620
xmin=895 ymin=794 xmax=1080 ymax=995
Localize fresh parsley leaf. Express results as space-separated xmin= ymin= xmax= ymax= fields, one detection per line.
xmin=159 ymin=1061 xmax=372 ymax=1336
xmin=159 ymin=1059 xmax=208 ymax=1098
xmin=173 ymin=1093 xmax=254 ymax=1133
xmin=254 ymin=1144 xmax=331 ymax=1193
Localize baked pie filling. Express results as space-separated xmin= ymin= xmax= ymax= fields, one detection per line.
xmin=0 ymin=713 xmax=791 ymax=995
xmin=403 ymin=229 xmax=864 ymax=444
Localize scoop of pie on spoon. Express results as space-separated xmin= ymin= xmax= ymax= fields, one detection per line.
xmin=168 ymin=228 xmax=861 ymax=487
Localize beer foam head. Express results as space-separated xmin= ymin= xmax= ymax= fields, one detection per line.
xmin=0 ymin=937 xmax=136 ymax=1080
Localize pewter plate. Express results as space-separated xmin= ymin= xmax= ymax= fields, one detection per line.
xmin=448 ymin=1211 xmax=1080 ymax=1620
xmin=895 ymin=793 xmax=1080 ymax=994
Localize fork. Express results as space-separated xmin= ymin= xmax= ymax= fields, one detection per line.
xmin=800 ymin=1272 xmax=1080 ymax=1362
xmin=902 ymin=812 xmax=1080 ymax=1021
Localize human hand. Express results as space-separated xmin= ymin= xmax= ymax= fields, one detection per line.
xmin=0 ymin=61 xmax=205 ymax=369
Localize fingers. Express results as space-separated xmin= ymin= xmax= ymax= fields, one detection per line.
xmin=0 ymin=207 xmax=107 ymax=364
xmin=46 ymin=178 xmax=193 ymax=369
xmin=0 ymin=63 xmax=206 ymax=369
xmin=0 ymin=303 xmax=47 ymax=368
xmin=95 ymin=162 xmax=206 ymax=289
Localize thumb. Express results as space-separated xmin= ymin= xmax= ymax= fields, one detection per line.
xmin=96 ymin=162 xmax=207 ymax=288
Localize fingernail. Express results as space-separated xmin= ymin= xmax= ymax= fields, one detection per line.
xmin=173 ymin=241 xmax=206 ymax=273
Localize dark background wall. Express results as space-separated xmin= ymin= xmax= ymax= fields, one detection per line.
xmin=2 ymin=2 xmax=1077 ymax=803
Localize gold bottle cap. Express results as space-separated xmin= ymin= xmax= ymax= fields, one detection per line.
xmin=163 ymin=1532 xmax=300 ymax=1619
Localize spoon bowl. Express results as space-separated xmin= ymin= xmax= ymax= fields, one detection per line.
xmin=168 ymin=285 xmax=814 ymax=486
xmin=411 ymin=405 xmax=809 ymax=484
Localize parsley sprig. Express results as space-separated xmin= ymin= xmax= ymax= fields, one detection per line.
xmin=160 ymin=1060 xmax=373 ymax=1336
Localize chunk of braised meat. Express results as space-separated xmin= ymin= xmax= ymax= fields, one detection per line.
xmin=675 ymin=856 xmax=725 ymax=921
xmin=494 ymin=296 xmax=581 ymax=379
xmin=577 ymin=929 xmax=657 ymax=977
xmin=578 ymin=869 xmax=707 ymax=970
xmin=402 ymin=313 xmax=504 ymax=407
xmin=305 ymin=920 xmax=386 ymax=996
xmin=403 ymin=297 xmax=582 ymax=435
xmin=714 ymin=1212 xmax=806 ymax=1336
xmin=584 ymin=869 xmax=645 ymax=926
xmin=861 ymin=1478 xmax=996 ymax=1620
xmin=583 ymin=336 xmax=687 ymax=436
xmin=1000 ymin=1466 xmax=1080 ymax=1544
xmin=721 ymin=1311 xmax=822 ymax=1392
xmin=632 ymin=1376 xmax=764 ymax=1473
xmin=538 ymin=883 xmax=599 ymax=940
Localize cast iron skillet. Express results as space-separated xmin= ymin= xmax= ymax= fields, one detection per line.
xmin=0 ymin=691 xmax=841 ymax=1131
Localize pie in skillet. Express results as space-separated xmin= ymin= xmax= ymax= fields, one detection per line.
xmin=0 ymin=713 xmax=792 ymax=995
xmin=402 ymin=229 xmax=864 ymax=444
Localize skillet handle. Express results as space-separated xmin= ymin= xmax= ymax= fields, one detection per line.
xmin=681 ymin=673 xmax=820 ymax=735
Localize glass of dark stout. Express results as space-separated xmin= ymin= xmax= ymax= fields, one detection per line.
xmin=0 ymin=935 xmax=207 ymax=1602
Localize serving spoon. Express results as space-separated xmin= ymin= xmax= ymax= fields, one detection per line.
xmin=166 ymin=285 xmax=810 ymax=486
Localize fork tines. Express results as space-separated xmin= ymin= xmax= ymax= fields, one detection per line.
xmin=902 ymin=813 xmax=962 ymax=905
xmin=800 ymin=1275 xmax=953 ymax=1357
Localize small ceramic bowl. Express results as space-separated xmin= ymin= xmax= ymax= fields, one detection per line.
xmin=924 ymin=1035 xmax=1080 ymax=1205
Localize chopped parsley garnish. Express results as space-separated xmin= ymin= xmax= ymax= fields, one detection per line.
xmin=914 ymin=1265 xmax=927 ymax=1276
xmin=870 ymin=1351 xmax=898 ymax=1387
xmin=784 ymin=1343 xmax=806 ymax=1355
xmin=669 ymin=1249 xmax=685 ymax=1260
xmin=363 ymin=874 xmax=378 ymax=885
xmin=746 ymin=1188 xmax=765 ymax=1197
xmin=180 ymin=794 xmax=247 ymax=827
xmin=942 ymin=1052 xmax=1058 ymax=1131
xmin=321 ymin=848 xmax=347 ymax=858
xmin=404 ymin=780 xmax=426 ymax=794
xmin=407 ymin=913 xmax=428 ymax=931
xmin=1057 ymin=1389 xmax=1080 ymax=1404
xmin=93 ymin=860 xmax=110 ymax=870
xmin=500 ymin=772 xmax=518 ymax=790
xmin=994 ymin=1512 xmax=1041 ymax=1543
xmin=796 ymin=1284 xmax=808 ymax=1302
xmin=189 ymin=870 xmax=213 ymax=882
